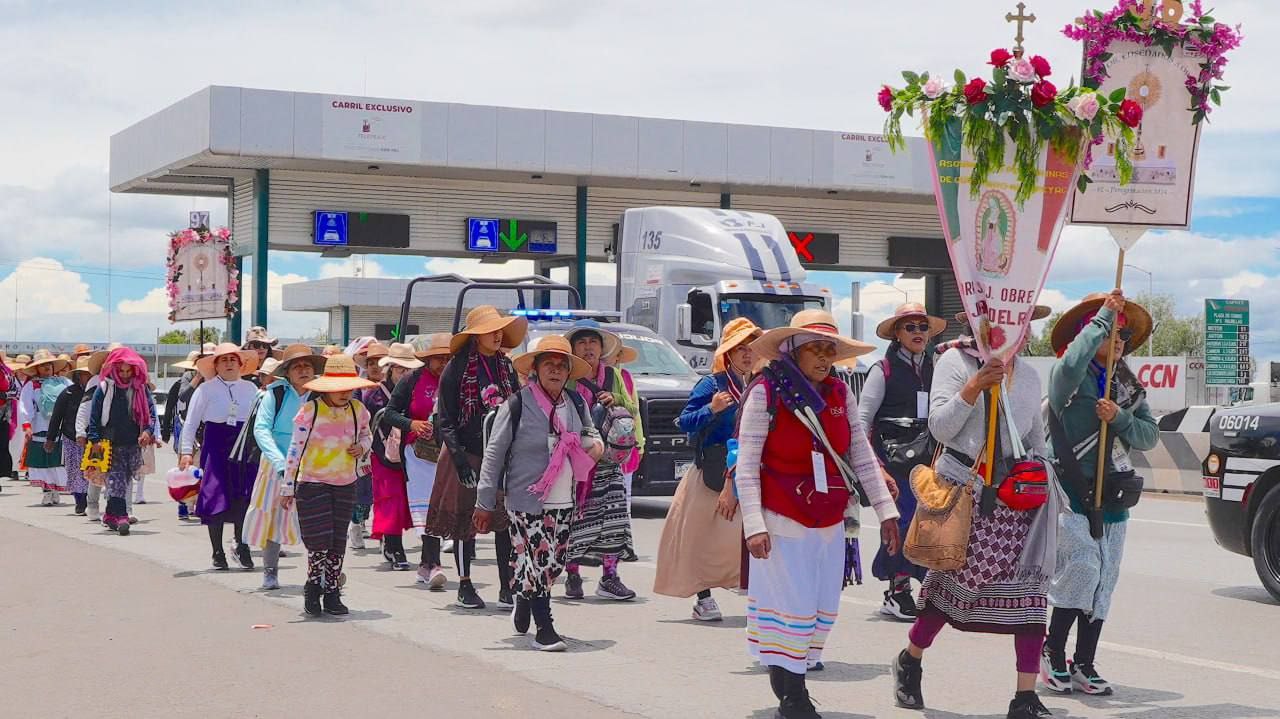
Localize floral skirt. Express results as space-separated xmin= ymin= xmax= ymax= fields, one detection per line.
xmin=508 ymin=508 xmax=573 ymax=599
xmin=63 ymin=441 xmax=88 ymax=494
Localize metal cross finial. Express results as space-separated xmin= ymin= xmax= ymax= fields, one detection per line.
xmin=1005 ymin=2 xmax=1037 ymax=56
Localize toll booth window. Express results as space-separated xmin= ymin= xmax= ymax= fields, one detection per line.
xmin=625 ymin=296 xmax=660 ymax=333
xmin=688 ymin=290 xmax=715 ymax=338
xmin=719 ymin=295 xmax=824 ymax=330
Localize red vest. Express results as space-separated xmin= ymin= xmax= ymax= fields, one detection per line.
xmin=760 ymin=378 xmax=852 ymax=528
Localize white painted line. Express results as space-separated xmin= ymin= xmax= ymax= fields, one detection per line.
xmin=1129 ymin=518 xmax=1209 ymax=528
xmin=1097 ymin=641 xmax=1280 ymax=681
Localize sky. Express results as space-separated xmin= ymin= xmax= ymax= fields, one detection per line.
xmin=0 ymin=0 xmax=1275 ymax=362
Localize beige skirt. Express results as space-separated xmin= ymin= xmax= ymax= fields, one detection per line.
xmin=653 ymin=465 xmax=742 ymax=598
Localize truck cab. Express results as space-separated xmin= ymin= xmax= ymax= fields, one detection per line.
xmin=1202 ymin=403 xmax=1280 ymax=601
xmin=614 ymin=207 xmax=832 ymax=372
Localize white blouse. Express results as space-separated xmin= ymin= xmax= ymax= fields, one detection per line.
xmin=179 ymin=377 xmax=258 ymax=455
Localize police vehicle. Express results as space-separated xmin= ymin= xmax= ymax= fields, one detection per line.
xmin=1202 ymin=403 xmax=1280 ymax=601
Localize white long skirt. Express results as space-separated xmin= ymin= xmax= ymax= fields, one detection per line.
xmin=402 ymin=449 xmax=438 ymax=532
xmin=746 ymin=522 xmax=845 ymax=674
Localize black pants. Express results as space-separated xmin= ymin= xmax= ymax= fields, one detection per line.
xmin=1046 ymin=607 xmax=1105 ymax=666
xmin=0 ymin=419 xmax=12 ymax=478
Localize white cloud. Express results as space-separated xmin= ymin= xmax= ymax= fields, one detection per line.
xmin=117 ymin=287 xmax=169 ymax=315
xmin=317 ymin=256 xmax=390 ymax=279
xmin=0 ymin=258 xmax=103 ymax=320
xmin=1048 ymin=226 xmax=1280 ymax=288
xmin=1224 ymin=270 xmax=1268 ymax=295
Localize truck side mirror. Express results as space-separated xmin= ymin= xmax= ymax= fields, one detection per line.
xmin=676 ymin=303 xmax=693 ymax=342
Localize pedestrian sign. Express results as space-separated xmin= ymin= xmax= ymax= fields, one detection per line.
xmin=1205 ymin=299 xmax=1250 ymax=386
xmin=313 ymin=211 xmax=349 ymax=246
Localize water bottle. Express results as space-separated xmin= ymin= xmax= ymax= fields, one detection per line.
xmin=725 ymin=438 xmax=739 ymax=469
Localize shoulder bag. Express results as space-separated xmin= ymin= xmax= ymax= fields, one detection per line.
xmin=903 ymin=443 xmax=974 ymax=571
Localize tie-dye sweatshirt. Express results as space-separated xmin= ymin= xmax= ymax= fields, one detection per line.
xmin=281 ymin=398 xmax=372 ymax=496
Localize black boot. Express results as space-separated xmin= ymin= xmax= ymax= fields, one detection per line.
xmin=323 ymin=589 xmax=349 ymax=616
xmin=74 ymin=493 xmax=87 ymax=515
xmin=768 ymin=665 xmax=787 ymax=701
xmin=1006 ymin=690 xmax=1052 ymax=719
xmin=235 ymin=543 xmax=254 ymax=570
xmin=211 ymin=550 xmax=229 ymax=571
xmin=303 ymin=580 xmax=323 ymax=617
xmin=512 ymin=594 xmax=532 ymax=635
xmin=892 ymin=649 xmax=924 ymax=709
xmin=529 ymin=596 xmax=566 ymax=652
xmin=777 ymin=670 xmax=820 ymax=719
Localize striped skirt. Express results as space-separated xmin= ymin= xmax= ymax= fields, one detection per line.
xmin=567 ymin=461 xmax=636 ymax=565
xmin=242 ymin=458 xmax=301 ymax=548
xmin=746 ymin=522 xmax=845 ymax=674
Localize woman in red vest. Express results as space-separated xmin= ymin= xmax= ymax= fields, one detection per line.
xmin=737 ymin=310 xmax=902 ymax=719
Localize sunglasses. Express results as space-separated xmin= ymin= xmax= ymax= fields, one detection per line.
xmin=899 ymin=322 xmax=931 ymax=334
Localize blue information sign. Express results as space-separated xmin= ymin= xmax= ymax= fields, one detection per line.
xmin=314 ymin=211 xmax=349 ymax=246
xmin=467 ymin=217 xmax=501 ymax=253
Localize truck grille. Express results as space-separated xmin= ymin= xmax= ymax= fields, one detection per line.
xmin=643 ymin=398 xmax=686 ymax=435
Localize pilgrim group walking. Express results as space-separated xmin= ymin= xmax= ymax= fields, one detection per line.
xmin=4 ymin=287 xmax=1155 ymax=718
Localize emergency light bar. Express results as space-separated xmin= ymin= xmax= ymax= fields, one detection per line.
xmin=509 ymin=309 xmax=623 ymax=321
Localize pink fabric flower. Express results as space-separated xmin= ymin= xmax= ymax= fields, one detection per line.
xmin=923 ymin=77 xmax=946 ymax=99
xmin=1068 ymin=92 xmax=1101 ymax=121
xmin=1008 ymin=57 xmax=1038 ymax=83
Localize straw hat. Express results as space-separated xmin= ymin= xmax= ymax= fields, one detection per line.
xmin=876 ymin=303 xmax=947 ymax=341
xmin=195 ymin=342 xmax=259 ymax=379
xmin=321 ymin=344 xmax=343 ymax=357
xmin=713 ymin=318 xmax=763 ymax=373
xmin=513 ymin=335 xmax=593 ymax=380
xmin=954 ymin=305 xmax=1052 ymax=326
xmin=7 ymin=353 xmax=31 ymax=374
xmin=611 ymin=345 xmax=639 ymax=364
xmin=751 ymin=309 xmax=875 ymax=363
xmin=69 ymin=356 xmax=94 ymax=377
xmin=356 ymin=342 xmax=389 ymax=369
xmin=564 ymin=319 xmax=621 ymax=359
xmin=378 ymin=342 xmax=425 ymax=370
xmin=257 ymin=358 xmax=282 ymax=377
xmin=304 ymin=354 xmax=377 ymax=393
xmin=25 ymin=349 xmax=70 ymax=374
xmin=243 ymin=326 xmax=278 ymax=347
xmin=449 ymin=305 xmax=528 ymax=353
xmin=72 ymin=343 xmax=94 ymax=358
xmin=413 ymin=332 xmax=453 ymax=360
xmin=270 ymin=344 xmax=327 ymax=378
xmin=172 ymin=350 xmax=201 ymax=371
xmin=1051 ymin=293 xmax=1152 ymax=357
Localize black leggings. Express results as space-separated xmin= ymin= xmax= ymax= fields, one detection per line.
xmin=1045 ymin=607 xmax=1105 ymax=666
xmin=207 ymin=519 xmax=245 ymax=553
xmin=453 ymin=534 xmax=514 ymax=593
xmin=420 ymin=535 xmax=441 ymax=568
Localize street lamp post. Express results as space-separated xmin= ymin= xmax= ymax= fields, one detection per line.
xmin=1124 ymin=264 xmax=1154 ymax=356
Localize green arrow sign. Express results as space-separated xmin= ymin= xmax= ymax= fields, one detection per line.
xmin=499 ymin=219 xmax=528 ymax=251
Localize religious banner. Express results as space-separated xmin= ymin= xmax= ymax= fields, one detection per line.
xmin=166 ymin=227 xmax=238 ymax=322
xmin=1066 ymin=2 xmax=1242 ymax=231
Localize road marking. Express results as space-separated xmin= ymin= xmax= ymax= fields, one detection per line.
xmin=1129 ymin=518 xmax=1209 ymax=528
xmin=1096 ymin=641 xmax=1280 ymax=681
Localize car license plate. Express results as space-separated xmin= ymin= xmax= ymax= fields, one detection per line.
xmin=675 ymin=461 xmax=694 ymax=478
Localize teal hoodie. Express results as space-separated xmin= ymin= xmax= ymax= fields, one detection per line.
xmin=1047 ymin=305 xmax=1159 ymax=523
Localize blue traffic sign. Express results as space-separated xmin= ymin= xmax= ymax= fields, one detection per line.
xmin=467 ymin=217 xmax=501 ymax=253
xmin=314 ymin=211 xmax=349 ymax=246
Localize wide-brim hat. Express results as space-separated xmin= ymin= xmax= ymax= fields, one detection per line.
xmin=72 ymin=343 xmax=94 ymax=358
xmin=876 ymin=303 xmax=947 ymax=341
xmin=450 ymin=305 xmax=529 ymax=354
xmin=257 ymin=358 xmax=282 ymax=376
xmin=564 ymin=319 xmax=621 ymax=359
xmin=751 ymin=309 xmax=875 ymax=363
xmin=611 ymin=345 xmax=639 ymax=364
xmin=713 ymin=317 xmax=763 ymax=373
xmin=8 ymin=354 xmax=32 ymax=374
xmin=243 ymin=326 xmax=278 ymax=347
xmin=413 ymin=332 xmax=453 ymax=360
xmin=196 ymin=342 xmax=259 ymax=379
xmin=955 ymin=305 xmax=1052 ymax=326
xmin=513 ymin=335 xmax=593 ymax=380
xmin=1051 ymin=294 xmax=1152 ymax=357
xmin=304 ymin=354 xmax=377 ymax=393
xmin=271 ymin=343 xmax=327 ymax=378
xmin=69 ymin=356 xmax=94 ymax=377
xmin=172 ymin=350 xmax=201 ymax=371
xmin=26 ymin=349 xmax=70 ymax=373
xmin=378 ymin=342 xmax=425 ymax=370
xmin=355 ymin=342 xmax=390 ymax=369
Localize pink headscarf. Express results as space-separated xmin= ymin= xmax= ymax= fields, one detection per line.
xmin=100 ymin=347 xmax=151 ymax=430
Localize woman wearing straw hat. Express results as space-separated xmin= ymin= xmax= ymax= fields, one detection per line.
xmin=1040 ymin=290 xmax=1157 ymax=698
xmin=349 ymin=342 xmax=389 ymax=551
xmin=180 ymin=343 xmax=260 ymax=569
xmin=243 ymin=344 xmax=326 ymax=590
xmin=382 ymin=335 xmax=453 ymax=585
xmin=429 ymin=306 xmax=526 ymax=610
xmin=8 ymin=354 xmax=32 ymax=483
xmin=737 ymin=310 xmax=901 ymax=718
xmin=47 ymin=356 xmax=94 ymax=515
xmin=280 ymin=354 xmax=374 ymax=617
xmin=359 ymin=341 xmax=414 ymax=566
xmin=859 ymin=303 xmax=947 ymax=621
xmin=18 ymin=349 xmax=71 ymax=505
xmin=242 ymin=326 xmax=280 ymax=388
xmin=655 ymin=317 xmax=761 ymax=621
xmin=890 ymin=325 xmax=1060 ymax=719
xmin=474 ymin=335 xmax=602 ymax=650
xmin=85 ymin=347 xmax=160 ymax=536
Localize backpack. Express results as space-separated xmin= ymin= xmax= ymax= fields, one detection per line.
xmin=482 ymin=388 xmax=589 ymax=488
xmin=594 ymin=404 xmax=638 ymax=465
xmin=230 ymin=384 xmax=291 ymax=466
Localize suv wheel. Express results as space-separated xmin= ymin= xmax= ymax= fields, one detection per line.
xmin=1250 ymin=486 xmax=1280 ymax=602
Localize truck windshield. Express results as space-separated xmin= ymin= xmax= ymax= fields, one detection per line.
xmin=719 ymin=294 xmax=825 ymax=330
xmin=614 ymin=332 xmax=695 ymax=376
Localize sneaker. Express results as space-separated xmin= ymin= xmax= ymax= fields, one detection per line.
xmin=512 ymin=596 xmax=531 ymax=635
xmin=114 ymin=518 xmax=130 ymax=536
xmin=777 ymin=692 xmax=821 ymax=719
xmin=807 ymin=660 xmax=825 ymax=672
xmin=564 ymin=572 xmax=585 ymax=599
xmin=348 ymin=523 xmax=365 ymax=550
xmin=391 ymin=549 xmax=412 ymax=571
xmin=382 ymin=542 xmax=396 ymax=566
xmin=1070 ymin=662 xmax=1113 ymax=696
xmin=456 ymin=581 xmax=485 ymax=610
xmin=261 ymin=568 xmax=280 ymax=591
xmin=892 ymin=649 xmax=925 ymax=709
xmin=127 ymin=516 xmax=139 ymax=525
xmin=322 ymin=590 xmax=349 ymax=616
xmin=531 ymin=624 xmax=567 ymax=652
xmin=50 ymin=492 xmax=62 ymax=505
xmin=1039 ymin=647 xmax=1072 ymax=694
xmin=595 ymin=575 xmax=637 ymax=601
xmin=211 ymin=551 xmax=229 ymax=571
xmin=692 ymin=597 xmax=723 ymax=621
xmin=235 ymin=543 xmax=255 ymax=570
xmin=497 ymin=589 xmax=515 ymax=610
xmin=880 ymin=589 xmax=919 ymax=621
xmin=1007 ymin=691 xmax=1053 ymax=719
xmin=303 ymin=581 xmax=323 ymax=617
xmin=416 ymin=565 xmax=448 ymax=590
xmin=87 ymin=506 xmax=100 ymax=522
xmin=177 ymin=504 xmax=190 ymax=521
xmin=40 ymin=491 xmax=53 ymax=507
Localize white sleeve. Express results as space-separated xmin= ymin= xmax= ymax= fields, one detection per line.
xmin=857 ymin=362 xmax=887 ymax=432
xmin=735 ymin=384 xmax=770 ymax=540
xmin=18 ymin=383 xmax=34 ymax=428
xmin=180 ymin=384 xmax=210 ymax=455
xmin=75 ymin=395 xmax=92 ymax=438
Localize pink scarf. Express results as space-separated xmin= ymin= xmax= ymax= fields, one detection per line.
xmin=525 ymin=381 xmax=595 ymax=502
xmin=100 ymin=347 xmax=151 ymax=431
xmin=407 ymin=369 xmax=439 ymax=442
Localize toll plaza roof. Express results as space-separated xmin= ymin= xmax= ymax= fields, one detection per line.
xmin=110 ymin=86 xmax=936 ymax=201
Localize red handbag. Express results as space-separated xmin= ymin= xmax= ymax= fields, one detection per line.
xmin=998 ymin=459 xmax=1049 ymax=511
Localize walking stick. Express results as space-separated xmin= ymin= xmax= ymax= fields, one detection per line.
xmin=981 ymin=385 xmax=1001 ymax=517
xmin=1091 ymin=250 xmax=1126 ymax=539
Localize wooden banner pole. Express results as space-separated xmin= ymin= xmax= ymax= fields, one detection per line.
xmin=1091 ymin=248 xmax=1127 ymax=538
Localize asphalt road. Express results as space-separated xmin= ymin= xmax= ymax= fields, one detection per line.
xmin=1 ymin=452 xmax=1277 ymax=719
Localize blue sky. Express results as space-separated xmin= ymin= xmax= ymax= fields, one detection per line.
xmin=0 ymin=0 xmax=1274 ymax=364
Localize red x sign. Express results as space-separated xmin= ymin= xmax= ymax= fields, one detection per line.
xmin=787 ymin=231 xmax=815 ymax=262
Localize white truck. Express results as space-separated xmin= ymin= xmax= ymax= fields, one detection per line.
xmin=613 ymin=207 xmax=833 ymax=371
